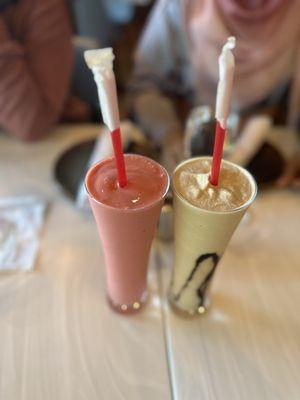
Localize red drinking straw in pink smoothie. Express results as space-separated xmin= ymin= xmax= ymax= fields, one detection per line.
xmin=84 ymin=48 xmax=127 ymax=187
xmin=209 ymin=37 xmax=236 ymax=186
xmin=111 ymin=127 xmax=127 ymax=187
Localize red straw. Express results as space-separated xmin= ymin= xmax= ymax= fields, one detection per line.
xmin=111 ymin=127 xmax=127 ymax=187
xmin=210 ymin=120 xmax=226 ymax=186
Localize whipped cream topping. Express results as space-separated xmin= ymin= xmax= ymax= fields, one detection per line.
xmin=174 ymin=159 xmax=251 ymax=212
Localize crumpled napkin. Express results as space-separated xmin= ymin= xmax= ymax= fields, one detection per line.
xmin=0 ymin=196 xmax=46 ymax=272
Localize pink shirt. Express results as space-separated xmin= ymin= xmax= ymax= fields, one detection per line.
xmin=0 ymin=0 xmax=73 ymax=141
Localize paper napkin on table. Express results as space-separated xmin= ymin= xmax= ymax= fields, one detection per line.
xmin=0 ymin=195 xmax=46 ymax=272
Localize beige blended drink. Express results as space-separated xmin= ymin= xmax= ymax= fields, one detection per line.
xmin=169 ymin=156 xmax=257 ymax=316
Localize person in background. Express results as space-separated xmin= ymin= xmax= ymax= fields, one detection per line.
xmin=69 ymin=0 xmax=135 ymax=116
xmin=0 ymin=0 xmax=76 ymax=141
xmin=70 ymin=0 xmax=153 ymax=111
xmin=129 ymin=0 xmax=300 ymax=185
xmin=70 ymin=0 xmax=153 ymax=46
xmin=71 ymin=0 xmax=135 ymax=47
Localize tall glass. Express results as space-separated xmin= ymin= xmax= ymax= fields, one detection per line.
xmin=169 ymin=157 xmax=257 ymax=316
xmin=86 ymin=154 xmax=169 ymax=314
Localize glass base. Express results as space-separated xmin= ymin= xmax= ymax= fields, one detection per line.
xmin=107 ymin=291 xmax=148 ymax=315
xmin=168 ymin=296 xmax=209 ymax=318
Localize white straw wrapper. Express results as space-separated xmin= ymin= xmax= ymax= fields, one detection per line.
xmin=215 ymin=37 xmax=236 ymax=129
xmin=84 ymin=48 xmax=120 ymax=131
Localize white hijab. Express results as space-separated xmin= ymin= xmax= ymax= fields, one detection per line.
xmin=183 ymin=0 xmax=300 ymax=126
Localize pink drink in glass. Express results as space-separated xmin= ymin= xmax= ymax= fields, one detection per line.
xmin=86 ymin=154 xmax=169 ymax=314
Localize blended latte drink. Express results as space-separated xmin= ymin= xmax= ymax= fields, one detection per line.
xmin=86 ymin=154 xmax=169 ymax=314
xmin=169 ymin=156 xmax=256 ymax=316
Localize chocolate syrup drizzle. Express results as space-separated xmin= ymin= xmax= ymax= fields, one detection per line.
xmin=175 ymin=253 xmax=220 ymax=307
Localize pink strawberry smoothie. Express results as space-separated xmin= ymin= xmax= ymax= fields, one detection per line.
xmin=86 ymin=154 xmax=169 ymax=313
xmin=87 ymin=154 xmax=168 ymax=209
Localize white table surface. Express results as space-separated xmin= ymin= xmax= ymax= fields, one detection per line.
xmin=0 ymin=125 xmax=299 ymax=400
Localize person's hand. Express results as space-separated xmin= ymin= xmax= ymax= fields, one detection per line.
xmin=276 ymin=152 xmax=300 ymax=188
xmin=160 ymin=128 xmax=183 ymax=174
xmin=62 ymin=96 xmax=92 ymax=122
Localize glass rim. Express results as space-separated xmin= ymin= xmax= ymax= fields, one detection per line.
xmin=85 ymin=154 xmax=170 ymax=213
xmin=172 ymin=156 xmax=257 ymax=215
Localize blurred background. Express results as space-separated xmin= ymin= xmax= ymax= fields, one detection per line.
xmin=0 ymin=0 xmax=299 ymax=189
xmin=0 ymin=4 xmax=300 ymax=398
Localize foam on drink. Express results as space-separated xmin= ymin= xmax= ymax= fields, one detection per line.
xmin=174 ymin=158 xmax=252 ymax=212
xmin=87 ymin=154 xmax=168 ymax=210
